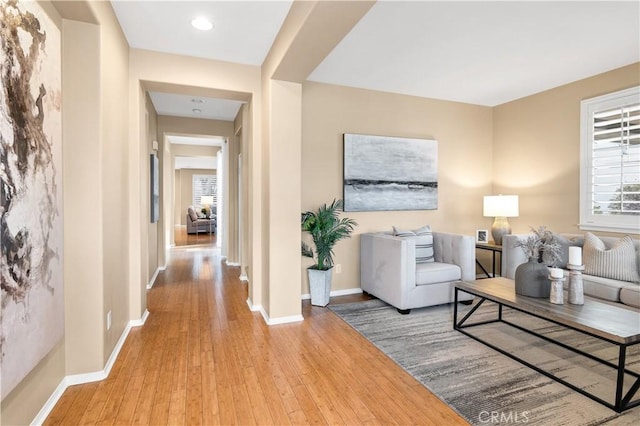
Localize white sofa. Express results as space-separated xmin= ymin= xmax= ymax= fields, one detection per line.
xmin=360 ymin=231 xmax=475 ymax=313
xmin=502 ymin=233 xmax=640 ymax=309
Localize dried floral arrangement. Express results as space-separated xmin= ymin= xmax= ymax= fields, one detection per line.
xmin=514 ymin=226 xmax=562 ymax=266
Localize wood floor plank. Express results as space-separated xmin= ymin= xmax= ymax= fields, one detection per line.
xmin=77 ymin=379 xmax=116 ymax=425
xmin=56 ymin=383 xmax=99 ymax=426
xmin=200 ymin=347 xmax=221 ymax=425
xmin=43 ymin=229 xmax=468 ymax=426
xmin=113 ymin=374 xmax=145 ymax=425
xmin=42 ymin=385 xmax=82 ymax=425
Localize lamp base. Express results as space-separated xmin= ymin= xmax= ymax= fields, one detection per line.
xmin=491 ymin=216 xmax=511 ymax=245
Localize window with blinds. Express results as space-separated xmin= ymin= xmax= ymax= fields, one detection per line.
xmin=193 ymin=174 xmax=217 ymax=206
xmin=580 ymin=86 xmax=640 ymax=233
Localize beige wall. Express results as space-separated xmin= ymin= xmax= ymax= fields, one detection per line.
xmin=267 ymin=80 xmax=304 ymax=319
xmin=91 ymin=0 xmax=131 ymax=369
xmin=156 ymin=115 xmax=231 ymax=245
xmin=170 ymin=145 xmax=221 ymax=225
xmin=237 ymin=105 xmax=251 ymax=278
xmin=301 ymin=82 xmax=494 ymax=294
xmin=168 ymin=141 xmax=221 ymax=228
xmin=1 ymin=342 xmax=66 ymax=425
xmin=157 ymin=115 xmax=234 ymax=139
xmin=6 ymin=1 xmax=637 ymax=421
xmin=125 ymin=50 xmax=259 ymax=304
xmin=177 ymin=168 xmax=217 ymax=225
xmin=256 ymin=0 xmax=374 ymax=320
xmin=174 ymin=169 xmax=181 ymax=226
xmin=493 ymin=63 xmax=640 ymax=237
xmin=60 ymin=18 xmax=104 ymax=375
xmin=146 ymin=94 xmax=159 ymax=281
xmin=226 ymin=120 xmax=241 ymax=265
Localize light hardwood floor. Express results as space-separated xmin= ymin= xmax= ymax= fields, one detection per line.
xmin=174 ymin=225 xmax=216 ymax=247
xmin=44 ymin=242 xmax=467 ymax=425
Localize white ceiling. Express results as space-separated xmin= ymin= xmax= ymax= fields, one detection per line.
xmin=110 ymin=0 xmax=292 ymax=65
xmin=309 ymin=1 xmax=640 ymax=106
xmin=149 ymin=92 xmax=244 ymax=121
xmin=113 ymin=0 xmax=640 ymax=113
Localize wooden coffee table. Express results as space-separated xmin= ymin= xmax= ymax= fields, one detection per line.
xmin=454 ymin=277 xmax=640 ymax=413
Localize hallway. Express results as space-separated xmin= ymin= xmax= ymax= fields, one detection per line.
xmin=44 ymin=245 xmax=465 ymax=425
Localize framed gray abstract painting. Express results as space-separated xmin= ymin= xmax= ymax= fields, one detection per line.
xmin=343 ymin=134 xmax=438 ymax=212
xmin=150 ymin=153 xmax=159 ymax=223
xmin=0 ymin=0 xmax=63 ymax=399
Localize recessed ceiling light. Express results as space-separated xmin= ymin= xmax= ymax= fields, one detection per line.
xmin=191 ymin=17 xmax=213 ymax=31
xmin=192 ymin=108 xmax=202 ymax=114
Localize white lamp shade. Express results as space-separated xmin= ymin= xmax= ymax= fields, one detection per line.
xmin=483 ymin=195 xmax=519 ymax=217
xmin=200 ymin=196 xmax=214 ymax=206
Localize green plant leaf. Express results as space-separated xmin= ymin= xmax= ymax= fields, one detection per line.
xmin=300 ymin=199 xmax=357 ymax=270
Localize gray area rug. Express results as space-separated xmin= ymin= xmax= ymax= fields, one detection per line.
xmin=329 ymin=299 xmax=640 ymax=425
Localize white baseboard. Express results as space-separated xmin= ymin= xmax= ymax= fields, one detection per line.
xmin=130 ymin=309 xmax=150 ymax=327
xmin=246 ymin=298 xmax=261 ymax=312
xmin=246 ymin=298 xmax=303 ymax=325
xmin=31 ymin=379 xmax=69 ymax=426
xmin=225 ymin=260 xmax=240 ymax=267
xmin=31 ymin=310 xmax=150 ymax=426
xmin=301 ymin=287 xmax=363 ymax=300
xmin=147 ymin=267 xmax=164 ymax=290
xmin=260 ymin=306 xmax=304 ymax=325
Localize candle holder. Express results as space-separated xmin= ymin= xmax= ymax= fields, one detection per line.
xmin=548 ymin=275 xmax=566 ymax=305
xmin=567 ymin=264 xmax=585 ymax=305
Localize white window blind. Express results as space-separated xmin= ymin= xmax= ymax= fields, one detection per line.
xmin=193 ymin=174 xmax=217 ymax=206
xmin=580 ymin=86 xmax=640 ymax=233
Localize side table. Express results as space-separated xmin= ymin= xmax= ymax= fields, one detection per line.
xmin=476 ymin=242 xmax=502 ymax=278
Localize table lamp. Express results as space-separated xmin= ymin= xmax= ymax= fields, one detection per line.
xmin=200 ymin=196 xmax=214 ymax=216
xmin=483 ymin=195 xmax=519 ymax=245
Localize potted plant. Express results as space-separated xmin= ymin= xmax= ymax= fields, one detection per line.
xmin=301 ymin=199 xmax=357 ymax=306
xmin=513 ymin=226 xmax=562 ymax=298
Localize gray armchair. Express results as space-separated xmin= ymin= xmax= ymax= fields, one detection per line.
xmin=360 ymin=231 xmax=475 ymax=313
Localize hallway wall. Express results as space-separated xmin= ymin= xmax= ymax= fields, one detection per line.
xmin=146 ymin=94 xmax=159 ymax=283
xmin=1 ymin=1 xmax=131 ymax=424
xmin=128 ymin=49 xmax=262 ymax=324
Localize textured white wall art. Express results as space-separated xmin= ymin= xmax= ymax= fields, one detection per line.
xmin=1 ymin=0 xmax=63 ymax=400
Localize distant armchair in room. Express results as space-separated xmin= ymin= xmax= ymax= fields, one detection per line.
xmin=186 ymin=205 xmax=216 ymax=234
xmin=360 ymin=230 xmax=475 ymax=314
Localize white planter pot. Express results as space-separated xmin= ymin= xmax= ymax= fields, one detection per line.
xmin=308 ymin=267 xmax=333 ymax=307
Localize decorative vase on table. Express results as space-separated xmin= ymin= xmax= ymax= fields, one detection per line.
xmin=515 ymin=257 xmax=551 ymax=298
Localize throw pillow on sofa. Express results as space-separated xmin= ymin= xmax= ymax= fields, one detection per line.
xmin=393 ymin=225 xmax=434 ymax=263
xmin=187 ymin=206 xmax=199 ymax=222
xmin=583 ymin=232 xmax=640 ymax=283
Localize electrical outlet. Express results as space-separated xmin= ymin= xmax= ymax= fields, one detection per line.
xmin=107 ymin=311 xmax=112 ymax=331
xmin=335 ymin=264 xmax=342 ymax=274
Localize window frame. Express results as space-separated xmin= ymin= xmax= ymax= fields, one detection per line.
xmin=579 ymin=86 xmax=640 ymax=234
xmin=192 ymin=173 xmax=217 ymax=207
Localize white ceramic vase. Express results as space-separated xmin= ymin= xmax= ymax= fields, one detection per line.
xmin=308 ymin=267 xmax=333 ymax=307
